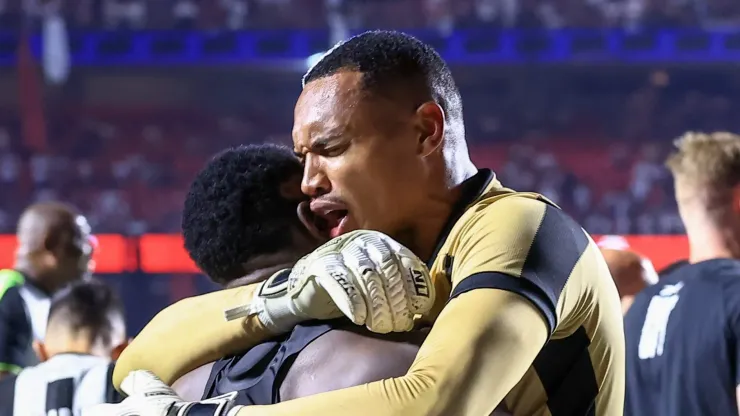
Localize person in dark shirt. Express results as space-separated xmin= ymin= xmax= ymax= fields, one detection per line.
xmin=624 ymin=132 xmax=740 ymax=415
xmin=0 ymin=202 xmax=92 ymax=380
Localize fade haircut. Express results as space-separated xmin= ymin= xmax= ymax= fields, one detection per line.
xmin=303 ymin=30 xmax=464 ymax=135
xmin=47 ymin=279 xmax=123 ymax=347
xmin=666 ymin=132 xmax=740 ymax=211
xmin=182 ymin=144 xmax=304 ymax=285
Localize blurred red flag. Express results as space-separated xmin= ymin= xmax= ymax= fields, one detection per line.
xmin=17 ymin=28 xmax=47 ymax=152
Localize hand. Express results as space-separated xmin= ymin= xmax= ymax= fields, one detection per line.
xmin=226 ymin=230 xmax=435 ymax=334
xmin=83 ymin=370 xmax=239 ymax=416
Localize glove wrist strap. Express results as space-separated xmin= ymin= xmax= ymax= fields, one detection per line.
xmin=223 ymin=269 xmax=304 ymax=334
xmin=170 ymin=393 xmax=239 ymax=416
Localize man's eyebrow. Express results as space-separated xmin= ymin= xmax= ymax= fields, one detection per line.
xmin=297 ymin=135 xmax=344 ymax=155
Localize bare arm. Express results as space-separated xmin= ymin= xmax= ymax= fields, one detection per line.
xmin=171 ymin=363 xmax=215 ymax=402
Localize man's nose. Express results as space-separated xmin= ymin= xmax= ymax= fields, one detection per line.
xmin=301 ymin=154 xmax=331 ymax=197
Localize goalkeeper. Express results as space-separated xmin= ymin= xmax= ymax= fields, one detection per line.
xmin=105 ymin=31 xmax=625 ymax=416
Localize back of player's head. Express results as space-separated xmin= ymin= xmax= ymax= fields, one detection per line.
xmin=182 ymin=144 xmax=305 ymax=286
xmin=46 ymin=279 xmax=125 ymax=351
xmin=16 ymin=202 xmax=92 ymax=288
xmin=666 ymin=132 xmax=740 ymax=218
xmin=303 ymin=30 xmax=463 ymax=137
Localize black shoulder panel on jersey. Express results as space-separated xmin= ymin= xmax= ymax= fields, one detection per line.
xmin=520 ymin=204 xmax=589 ymax=310
xmin=450 ymin=204 xmax=589 ymax=335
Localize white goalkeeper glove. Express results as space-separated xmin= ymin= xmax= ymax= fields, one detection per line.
xmin=225 ymin=230 xmax=435 ymax=334
xmin=84 ymin=370 xmax=242 ymax=416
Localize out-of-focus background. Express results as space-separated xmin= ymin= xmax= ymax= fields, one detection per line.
xmin=1 ymin=0 xmax=736 ymax=333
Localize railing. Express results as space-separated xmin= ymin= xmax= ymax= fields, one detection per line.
xmin=2 ymin=29 xmax=740 ymax=66
xmin=0 ymin=234 xmax=689 ymax=272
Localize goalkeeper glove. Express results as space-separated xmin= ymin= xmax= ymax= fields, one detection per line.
xmin=226 ymin=230 xmax=435 ymax=334
xmin=83 ymin=370 xmax=241 ymax=416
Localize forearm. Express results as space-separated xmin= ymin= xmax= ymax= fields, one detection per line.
xmin=113 ymin=284 xmax=270 ymax=389
xmin=235 ymin=290 xmax=547 ymax=416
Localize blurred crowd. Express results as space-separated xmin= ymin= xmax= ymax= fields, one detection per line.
xmin=0 ymin=0 xmax=738 ymax=237
xmin=1 ymin=0 xmax=740 ymax=33
xmin=1 ymin=66 xmax=736 ymax=236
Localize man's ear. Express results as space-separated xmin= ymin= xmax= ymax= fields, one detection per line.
xmin=33 ymin=340 xmax=49 ymax=362
xmin=414 ymin=101 xmax=445 ymax=158
xmin=110 ymin=338 xmax=132 ymax=361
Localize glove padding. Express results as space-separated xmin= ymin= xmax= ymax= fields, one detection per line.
xmin=226 ymin=230 xmax=435 ymax=334
xmin=83 ymin=370 xmax=240 ymax=416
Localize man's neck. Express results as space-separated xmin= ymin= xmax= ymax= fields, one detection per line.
xmin=43 ymin=336 xmax=97 ymax=361
xmin=686 ymin=220 xmax=740 ymax=263
xmin=406 ymin=163 xmax=478 ymax=261
xmin=227 ymin=262 xmax=294 ymax=289
xmin=13 ymin=262 xmax=56 ymax=295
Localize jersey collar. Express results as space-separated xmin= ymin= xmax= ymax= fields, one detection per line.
xmin=426 ymin=168 xmax=497 ymax=268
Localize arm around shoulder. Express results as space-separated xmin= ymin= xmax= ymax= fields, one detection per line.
xmin=113 ymin=283 xmax=269 ymax=390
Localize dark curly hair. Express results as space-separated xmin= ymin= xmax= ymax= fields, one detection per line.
xmin=182 ymin=144 xmax=304 ymax=285
xmin=48 ymin=279 xmax=124 ymax=347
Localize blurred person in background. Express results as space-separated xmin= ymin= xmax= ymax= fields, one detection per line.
xmin=624 ymin=132 xmax=740 ymax=416
xmin=598 ymin=235 xmax=659 ymax=314
xmin=0 ymin=202 xmax=92 ymax=380
xmin=0 ymin=279 xmax=127 ymax=415
xmin=600 ymin=247 xmax=658 ymax=314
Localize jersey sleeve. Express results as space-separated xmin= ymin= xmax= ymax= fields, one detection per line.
xmin=112 ymin=282 xmax=271 ymax=391
xmin=447 ymin=195 xmax=590 ymax=335
xmin=0 ymin=286 xmax=32 ymax=374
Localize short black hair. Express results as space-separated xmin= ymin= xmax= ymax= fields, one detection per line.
xmin=182 ymin=144 xmax=304 ymax=285
xmin=303 ymin=30 xmax=463 ymax=125
xmin=48 ymin=279 xmax=124 ymax=346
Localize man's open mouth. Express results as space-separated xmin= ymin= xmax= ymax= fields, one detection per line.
xmin=297 ymin=202 xmax=349 ymax=240
xmin=306 ymin=199 xmax=351 ymax=238
xmin=298 ymin=201 xmax=328 ymax=240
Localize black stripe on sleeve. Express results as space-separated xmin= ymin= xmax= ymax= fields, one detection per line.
xmin=450 ymin=272 xmax=556 ymax=335
xmin=533 ymin=326 xmax=598 ymax=416
xmin=105 ymin=362 xmax=124 ymax=403
xmin=449 ymin=204 xmax=589 ymax=335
